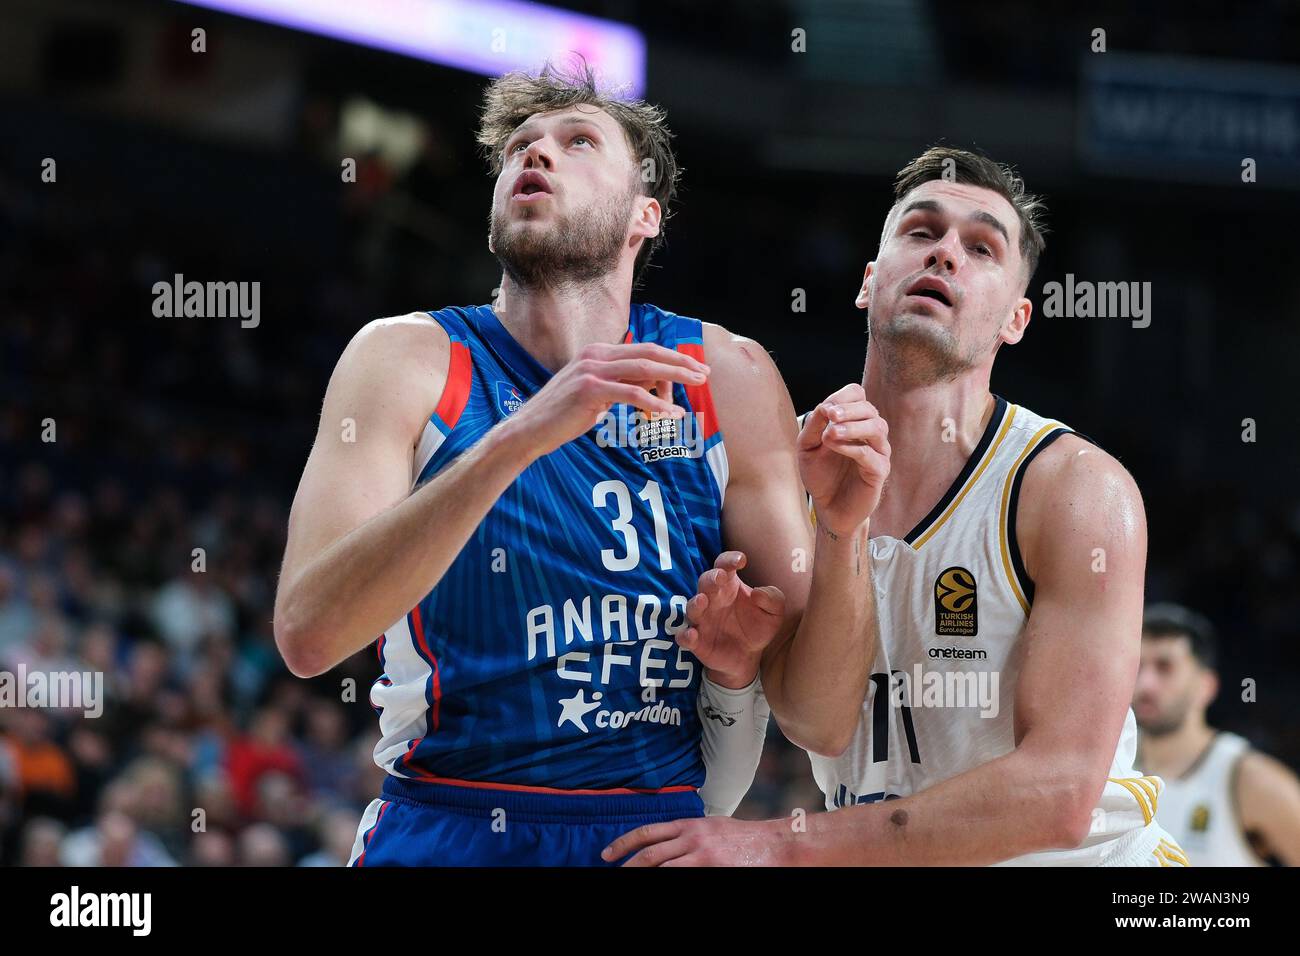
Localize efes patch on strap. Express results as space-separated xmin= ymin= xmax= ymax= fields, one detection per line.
xmin=496 ymin=380 xmax=525 ymax=416
xmin=934 ymin=566 xmax=978 ymax=636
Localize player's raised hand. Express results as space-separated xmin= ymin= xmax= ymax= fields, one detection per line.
xmin=509 ymin=341 xmax=708 ymax=458
xmin=798 ymin=383 xmax=891 ymax=536
xmin=674 ymin=551 xmax=786 ymax=689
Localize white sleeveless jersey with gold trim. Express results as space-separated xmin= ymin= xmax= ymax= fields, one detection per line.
xmin=1144 ymin=732 xmax=1264 ymax=866
xmin=801 ymin=396 xmax=1185 ymax=867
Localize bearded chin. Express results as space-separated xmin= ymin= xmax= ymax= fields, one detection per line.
xmin=491 ymin=192 xmax=632 ymax=291
xmin=873 ymin=313 xmax=975 ymax=383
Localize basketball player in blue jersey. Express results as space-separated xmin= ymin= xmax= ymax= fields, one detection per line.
xmin=272 ymin=63 xmax=891 ymax=865
xmin=608 ymin=146 xmax=1188 ymax=866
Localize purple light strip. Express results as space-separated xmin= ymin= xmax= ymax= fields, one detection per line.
xmin=172 ymin=0 xmax=646 ymax=96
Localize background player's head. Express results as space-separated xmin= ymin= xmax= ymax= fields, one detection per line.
xmin=857 ymin=146 xmax=1047 ymax=384
xmin=478 ymin=60 xmax=680 ymax=292
xmin=1134 ymin=603 xmax=1220 ymax=737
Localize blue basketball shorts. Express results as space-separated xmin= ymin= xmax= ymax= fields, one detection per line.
xmin=348 ymin=776 xmax=705 ymax=867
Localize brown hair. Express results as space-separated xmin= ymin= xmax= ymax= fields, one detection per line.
xmin=477 ymin=60 xmax=681 ymax=285
xmin=892 ymin=146 xmax=1048 ymax=285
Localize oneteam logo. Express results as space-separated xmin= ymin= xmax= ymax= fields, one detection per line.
xmin=934 ymin=566 xmax=978 ymax=638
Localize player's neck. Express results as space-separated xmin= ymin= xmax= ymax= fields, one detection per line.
xmin=493 ymin=271 xmax=633 ymax=373
xmin=861 ymin=348 xmax=996 ymax=487
xmin=1139 ymin=718 xmax=1216 ymax=779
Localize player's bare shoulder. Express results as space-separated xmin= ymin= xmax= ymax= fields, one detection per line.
xmin=699 ymin=322 xmax=796 ymax=433
xmin=327 ymin=311 xmax=453 ymax=446
xmin=1015 ymin=432 xmax=1146 ymax=577
xmin=344 ymin=311 xmax=451 ymax=389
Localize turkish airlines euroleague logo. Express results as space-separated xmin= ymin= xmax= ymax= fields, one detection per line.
xmin=934 ymin=566 xmax=978 ymax=637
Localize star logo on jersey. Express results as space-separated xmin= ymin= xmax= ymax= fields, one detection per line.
xmin=934 ymin=566 xmax=978 ymax=637
xmin=495 ymin=381 xmax=525 ymax=416
xmin=556 ymin=689 xmax=603 ymax=733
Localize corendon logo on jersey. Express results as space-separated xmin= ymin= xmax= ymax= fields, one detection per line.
xmin=496 ymin=381 xmax=525 ymax=416
xmin=556 ymin=687 xmax=683 ymax=734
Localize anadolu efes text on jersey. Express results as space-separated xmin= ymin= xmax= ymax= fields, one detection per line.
xmin=369 ymin=304 xmax=728 ymax=791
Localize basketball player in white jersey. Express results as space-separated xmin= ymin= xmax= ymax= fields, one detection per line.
xmin=1135 ymin=603 xmax=1300 ymax=865
xmin=606 ymin=145 xmax=1185 ymax=866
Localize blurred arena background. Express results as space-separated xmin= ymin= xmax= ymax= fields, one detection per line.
xmin=1 ymin=0 xmax=1298 ymax=865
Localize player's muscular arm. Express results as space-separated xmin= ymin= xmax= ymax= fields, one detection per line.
xmin=275 ymin=320 xmax=707 ymax=678
xmin=274 ymin=315 xmax=461 ymax=676
xmin=701 ymin=324 xmax=878 ymax=757
xmin=793 ymin=438 xmax=1148 ymax=864
xmin=1236 ymin=751 xmax=1300 ymax=865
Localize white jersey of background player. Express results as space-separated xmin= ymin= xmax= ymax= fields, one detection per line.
xmin=1135 ymin=603 xmax=1300 ymax=866
xmin=606 ymin=146 xmax=1186 ymax=866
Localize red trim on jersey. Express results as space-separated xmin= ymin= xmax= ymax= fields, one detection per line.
xmin=676 ymin=341 xmax=719 ymax=439
xmin=434 ymin=340 xmax=472 ymax=429
xmin=399 ymin=772 xmax=698 ymax=797
xmin=410 ymin=605 xmax=441 ymax=732
xmin=623 ymin=328 xmax=634 ymax=344
xmin=396 ymin=604 xmax=443 ymax=775
xmin=354 ymin=800 xmax=390 ymax=867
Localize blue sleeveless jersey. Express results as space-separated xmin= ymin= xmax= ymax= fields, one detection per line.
xmin=369 ymin=303 xmax=728 ymax=792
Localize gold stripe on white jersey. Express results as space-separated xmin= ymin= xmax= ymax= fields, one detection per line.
xmin=911 ymin=405 xmax=1018 ymax=551
xmin=997 ymin=420 xmax=1066 ymax=614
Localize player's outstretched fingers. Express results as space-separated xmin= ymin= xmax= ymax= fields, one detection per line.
xmin=698 ymin=551 xmax=745 ymax=597
xmin=602 ymin=821 xmax=680 ymax=862
xmin=602 ymin=382 xmax=685 ymax=419
xmin=820 ymin=400 xmax=881 ymax=427
xmin=624 ymin=839 xmax=692 ymax=867
xmin=823 ymin=382 xmax=866 ymax=407
xmin=697 ymin=572 xmax=736 ymax=609
xmin=799 ymin=386 xmax=861 ymax=450
xmin=584 ymin=340 xmax=709 ymax=375
xmin=684 ymin=591 xmax=709 ymax=623
xmin=596 ymin=357 xmax=708 ymax=389
xmin=675 ymin=625 xmax=699 ymax=653
xmin=821 ymin=416 xmax=888 ymax=446
xmin=822 ymin=439 xmax=891 ymax=481
xmin=712 ymin=550 xmax=747 ymax=573
xmin=749 ymin=585 xmax=786 ymax=616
